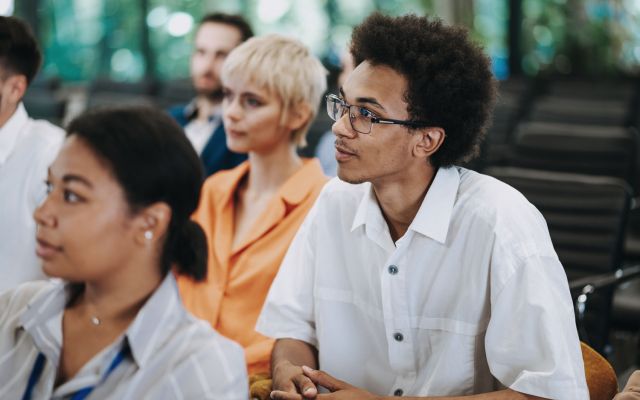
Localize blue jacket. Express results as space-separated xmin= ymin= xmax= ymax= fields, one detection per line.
xmin=169 ymin=103 xmax=247 ymax=176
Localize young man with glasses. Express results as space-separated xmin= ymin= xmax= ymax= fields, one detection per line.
xmin=257 ymin=13 xmax=588 ymax=400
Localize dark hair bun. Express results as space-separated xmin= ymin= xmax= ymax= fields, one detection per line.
xmin=170 ymin=220 xmax=207 ymax=281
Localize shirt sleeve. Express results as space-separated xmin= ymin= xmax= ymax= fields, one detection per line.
xmin=485 ymin=251 xmax=589 ymax=400
xmin=255 ymin=198 xmax=320 ymax=348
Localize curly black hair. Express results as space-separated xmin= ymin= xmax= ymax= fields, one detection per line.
xmin=350 ymin=13 xmax=496 ymax=167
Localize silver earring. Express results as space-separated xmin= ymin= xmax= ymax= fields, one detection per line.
xmin=144 ymin=231 xmax=153 ymax=240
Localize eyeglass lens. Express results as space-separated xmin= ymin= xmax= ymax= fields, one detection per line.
xmin=326 ymin=96 xmax=371 ymax=134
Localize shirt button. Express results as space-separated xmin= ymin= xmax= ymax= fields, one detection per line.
xmin=394 ymin=388 xmax=404 ymax=396
xmin=393 ymin=332 xmax=403 ymax=342
xmin=388 ymin=265 xmax=399 ymax=275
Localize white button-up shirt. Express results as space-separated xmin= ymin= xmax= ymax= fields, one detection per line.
xmin=0 ymin=274 xmax=249 ymax=399
xmin=0 ymin=103 xmax=64 ymax=293
xmin=257 ymin=167 xmax=588 ymax=399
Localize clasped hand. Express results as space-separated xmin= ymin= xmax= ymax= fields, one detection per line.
xmin=270 ymin=363 xmax=380 ymax=400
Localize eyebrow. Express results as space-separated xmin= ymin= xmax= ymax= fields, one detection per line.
xmin=47 ymin=168 xmax=94 ymax=189
xmin=63 ymin=174 xmax=93 ymax=188
xmin=339 ymin=87 xmax=387 ymax=113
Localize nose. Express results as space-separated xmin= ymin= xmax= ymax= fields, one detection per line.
xmin=223 ymin=96 xmax=242 ymax=122
xmin=33 ymin=193 xmax=57 ymax=229
xmin=332 ymin=111 xmax=357 ymax=139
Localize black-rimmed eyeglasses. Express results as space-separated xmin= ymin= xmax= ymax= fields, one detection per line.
xmin=325 ymin=94 xmax=429 ymax=134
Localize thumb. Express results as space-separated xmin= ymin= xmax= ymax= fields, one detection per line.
xmin=302 ymin=366 xmax=349 ymax=392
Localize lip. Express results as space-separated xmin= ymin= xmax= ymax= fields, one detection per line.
xmin=196 ymin=74 xmax=216 ymax=82
xmin=226 ymin=129 xmax=245 ymax=138
xmin=36 ymin=237 xmax=62 ymax=259
xmin=335 ymin=144 xmax=357 ymax=162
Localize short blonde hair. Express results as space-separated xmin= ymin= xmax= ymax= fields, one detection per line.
xmin=221 ymin=34 xmax=327 ymax=147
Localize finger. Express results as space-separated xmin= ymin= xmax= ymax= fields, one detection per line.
xmin=274 ymin=380 xmax=298 ymax=394
xmin=622 ymin=371 xmax=640 ymax=393
xmin=302 ymin=366 xmax=349 ymax=392
xmin=292 ymin=373 xmax=318 ymax=398
xmin=270 ymin=390 xmax=303 ymax=400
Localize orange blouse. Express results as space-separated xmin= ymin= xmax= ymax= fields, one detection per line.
xmin=177 ymin=158 xmax=327 ymax=374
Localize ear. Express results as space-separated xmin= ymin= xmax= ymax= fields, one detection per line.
xmin=413 ymin=127 xmax=446 ymax=159
xmin=285 ymin=102 xmax=312 ymax=133
xmin=133 ymin=202 xmax=172 ymax=246
xmin=4 ymin=74 xmax=27 ymax=104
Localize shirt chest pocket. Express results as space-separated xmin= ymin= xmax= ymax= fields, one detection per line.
xmin=411 ymin=318 xmax=489 ymax=396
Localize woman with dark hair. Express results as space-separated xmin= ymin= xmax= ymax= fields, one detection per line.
xmin=0 ymin=107 xmax=248 ymax=399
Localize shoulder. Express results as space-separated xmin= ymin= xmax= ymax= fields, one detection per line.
xmin=457 ymin=167 xmax=530 ymax=207
xmin=0 ymin=280 xmax=58 ymax=322
xmin=203 ymin=163 xmax=247 ymax=190
xmin=23 ymin=119 xmax=65 ymax=151
xmin=455 ymin=167 xmax=544 ymax=227
xmin=200 ymin=163 xmax=248 ymax=201
xmin=167 ymin=104 xmax=187 ymax=118
xmin=454 ymin=167 xmax=555 ymax=254
xmin=453 ymin=167 xmax=559 ymax=270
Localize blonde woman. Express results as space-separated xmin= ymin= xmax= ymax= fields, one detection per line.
xmin=177 ymin=34 xmax=328 ymax=375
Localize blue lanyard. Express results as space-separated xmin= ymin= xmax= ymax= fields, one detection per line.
xmin=22 ymin=344 xmax=129 ymax=400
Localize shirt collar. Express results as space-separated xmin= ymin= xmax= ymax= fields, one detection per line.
xmin=20 ymin=273 xmax=185 ymax=370
xmin=278 ymin=158 xmax=326 ymax=205
xmin=351 ymin=182 xmax=380 ymax=232
xmin=124 ymin=273 xmax=184 ymax=368
xmin=0 ymin=103 xmax=29 ymax=164
xmin=215 ymin=158 xmax=327 ymax=208
xmin=408 ymin=166 xmax=459 ymax=243
xmin=184 ymin=98 xmax=222 ymax=123
xmin=20 ymin=280 xmax=66 ymax=334
xmin=350 ymin=166 xmax=460 ymax=244
xmin=19 ymin=280 xmax=68 ymax=365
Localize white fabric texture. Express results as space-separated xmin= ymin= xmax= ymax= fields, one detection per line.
xmin=0 ymin=274 xmax=248 ymax=399
xmin=184 ymin=116 xmax=220 ymax=155
xmin=257 ymin=166 xmax=589 ymax=399
xmin=0 ymin=103 xmax=64 ymax=293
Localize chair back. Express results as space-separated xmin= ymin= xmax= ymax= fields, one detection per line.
xmin=509 ymin=121 xmax=638 ymax=193
xmin=582 ymin=342 xmax=618 ymax=400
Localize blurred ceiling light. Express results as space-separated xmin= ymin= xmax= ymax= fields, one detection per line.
xmin=258 ymin=0 xmax=290 ymax=23
xmin=147 ymin=6 xmax=169 ymax=28
xmin=0 ymin=0 xmax=13 ymax=15
xmin=167 ymin=12 xmax=193 ymax=37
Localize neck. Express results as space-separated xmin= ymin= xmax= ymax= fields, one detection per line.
xmin=0 ymin=103 xmax=19 ymax=129
xmin=371 ymin=163 xmax=437 ymax=242
xmin=195 ymin=96 xmax=221 ymax=122
xmin=77 ymin=260 xmax=164 ymax=327
xmin=245 ymin=142 xmax=302 ymax=195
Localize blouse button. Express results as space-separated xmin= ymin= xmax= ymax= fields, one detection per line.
xmin=388 ymin=265 xmax=399 ymax=275
xmin=394 ymin=388 xmax=404 ymax=396
xmin=393 ymin=332 xmax=404 ymax=342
